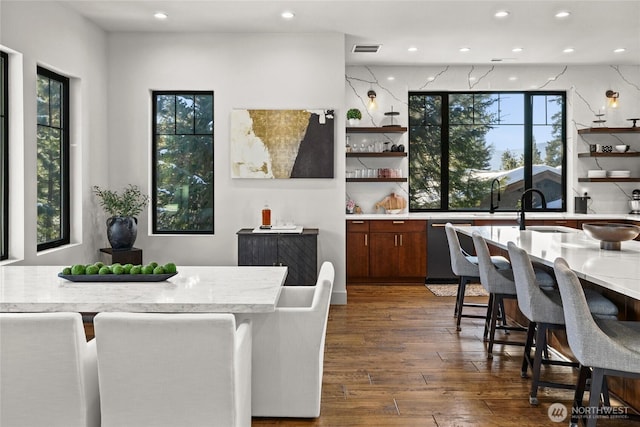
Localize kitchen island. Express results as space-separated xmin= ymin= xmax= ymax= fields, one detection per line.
xmin=454 ymin=224 xmax=640 ymax=411
xmin=454 ymin=224 xmax=640 ymax=299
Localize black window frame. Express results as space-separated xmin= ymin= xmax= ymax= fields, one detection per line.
xmin=408 ymin=90 xmax=567 ymax=213
xmin=151 ymin=90 xmax=215 ymax=235
xmin=36 ymin=66 xmax=70 ymax=251
xmin=1 ymin=51 xmax=8 ymax=260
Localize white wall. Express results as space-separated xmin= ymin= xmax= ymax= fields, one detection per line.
xmin=346 ymin=65 xmax=640 ymax=214
xmin=107 ymin=32 xmax=347 ymax=302
xmin=1 ymin=1 xmax=109 ymax=265
xmin=1 ymin=2 xmax=348 ymax=303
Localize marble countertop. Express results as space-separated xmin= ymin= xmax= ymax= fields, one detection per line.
xmin=454 ymin=225 xmax=640 ymax=300
xmin=346 ymin=212 xmax=640 ymax=221
xmin=0 ymin=266 xmax=288 ymax=313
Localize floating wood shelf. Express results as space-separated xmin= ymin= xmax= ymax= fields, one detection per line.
xmin=346 ymin=152 xmax=407 ymax=158
xmin=578 ymin=177 xmax=640 ymax=182
xmin=578 ymin=127 xmax=640 ymax=134
xmin=346 ymin=126 xmax=407 ymax=133
xmin=346 ymin=178 xmax=407 ymax=183
xmin=578 ymin=152 xmax=640 ymax=158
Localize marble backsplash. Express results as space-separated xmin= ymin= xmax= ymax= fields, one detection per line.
xmin=345 ymin=64 xmax=640 ymax=215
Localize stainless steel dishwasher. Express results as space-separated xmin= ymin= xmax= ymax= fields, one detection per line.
xmin=426 ymin=220 xmax=474 ymax=282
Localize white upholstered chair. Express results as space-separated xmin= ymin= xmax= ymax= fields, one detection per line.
xmin=0 ymin=312 xmax=100 ymax=427
xmin=237 ymin=261 xmax=335 ymax=418
xmin=93 ymin=312 xmax=251 ymax=427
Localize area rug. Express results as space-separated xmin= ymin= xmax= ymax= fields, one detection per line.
xmin=426 ymin=284 xmax=488 ymax=297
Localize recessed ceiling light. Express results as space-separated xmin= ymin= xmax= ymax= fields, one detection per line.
xmin=563 ymin=47 xmax=575 ymax=53
xmin=469 ymin=76 xmax=477 ymax=81
xmin=427 ymin=76 xmax=435 ymax=81
xmin=495 ymin=10 xmax=510 ymax=18
xmin=408 ymin=47 xmax=418 ymax=52
xmin=509 ymin=76 xmax=518 ymax=81
xmin=555 ymin=11 xmax=571 ymax=18
xmin=387 ymin=76 xmax=395 ymax=81
xmin=613 ymin=48 xmax=626 ymax=53
xmin=512 ymin=47 xmax=523 ymax=53
xmin=281 ymin=11 xmax=295 ymax=19
xmin=459 ymin=47 xmax=471 ymax=53
xmin=154 ymin=11 xmax=168 ymax=20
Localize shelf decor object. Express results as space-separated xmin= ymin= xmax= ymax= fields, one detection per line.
xmin=383 ymin=106 xmax=400 ymax=127
xmin=230 ymin=109 xmax=334 ymax=179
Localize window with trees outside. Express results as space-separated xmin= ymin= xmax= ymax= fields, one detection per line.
xmin=1 ymin=51 xmax=8 ymax=260
xmin=152 ymin=91 xmax=214 ymax=234
xmin=408 ymin=91 xmax=566 ymax=212
xmin=37 ymin=67 xmax=70 ymax=251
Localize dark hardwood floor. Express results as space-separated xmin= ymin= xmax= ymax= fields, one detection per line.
xmin=252 ymin=285 xmax=636 ymax=426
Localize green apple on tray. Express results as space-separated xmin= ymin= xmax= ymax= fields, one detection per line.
xmin=61 ymin=261 xmax=177 ymax=276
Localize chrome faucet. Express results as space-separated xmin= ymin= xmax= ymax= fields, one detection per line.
xmin=489 ymin=178 xmax=501 ymax=214
xmin=519 ymin=188 xmax=547 ymax=230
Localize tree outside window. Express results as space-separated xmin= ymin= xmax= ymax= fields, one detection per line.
xmin=409 ymin=91 xmax=565 ymax=212
xmin=37 ymin=67 xmax=70 ymax=250
xmin=152 ymin=92 xmax=214 ymax=234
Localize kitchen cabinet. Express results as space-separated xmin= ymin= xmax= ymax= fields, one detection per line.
xmin=346 ymin=220 xmax=369 ymax=278
xmin=346 ymin=220 xmax=426 ymax=284
xmin=237 ymin=228 xmax=318 ymax=286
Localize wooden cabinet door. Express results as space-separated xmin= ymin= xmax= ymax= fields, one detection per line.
xmin=369 ymin=232 xmax=399 ymax=278
xmin=346 ymin=232 xmax=369 ymax=278
xmin=397 ymin=232 xmax=427 ymax=278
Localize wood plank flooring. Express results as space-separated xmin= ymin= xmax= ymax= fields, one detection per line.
xmin=252 ymin=285 xmax=636 ymax=426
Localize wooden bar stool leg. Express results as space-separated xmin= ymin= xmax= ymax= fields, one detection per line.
xmin=521 ymin=321 xmax=536 ymax=378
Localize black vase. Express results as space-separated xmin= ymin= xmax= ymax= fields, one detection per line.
xmin=106 ymin=216 xmax=138 ymax=250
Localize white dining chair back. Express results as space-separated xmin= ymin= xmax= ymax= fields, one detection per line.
xmin=0 ymin=312 xmax=100 ymax=427
xmin=94 ymin=312 xmax=251 ymax=427
xmin=237 ymin=261 xmax=335 ymax=418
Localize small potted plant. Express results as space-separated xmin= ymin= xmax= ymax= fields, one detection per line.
xmin=347 ymin=108 xmax=362 ymax=126
xmin=93 ymin=184 xmax=149 ymax=250
xmin=346 ymin=198 xmax=356 ymax=214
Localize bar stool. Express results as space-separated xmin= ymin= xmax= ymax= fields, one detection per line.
xmin=508 ymin=242 xmax=618 ymax=405
xmin=554 ymin=258 xmax=640 ymax=427
xmin=472 ymin=232 xmax=556 ymax=358
xmin=444 ymin=223 xmax=510 ymax=331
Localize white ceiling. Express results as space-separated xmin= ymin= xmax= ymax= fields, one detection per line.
xmin=60 ymin=0 xmax=640 ymax=66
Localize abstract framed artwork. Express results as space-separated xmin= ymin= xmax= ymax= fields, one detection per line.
xmin=230 ymin=109 xmax=334 ymax=178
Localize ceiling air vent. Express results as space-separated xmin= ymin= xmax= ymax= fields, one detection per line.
xmin=352 ymin=44 xmax=382 ymax=53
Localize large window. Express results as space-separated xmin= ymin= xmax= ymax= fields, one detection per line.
xmin=37 ymin=67 xmax=70 ymax=250
xmin=152 ymin=91 xmax=214 ymax=234
xmin=1 ymin=51 xmax=8 ymax=260
xmin=408 ymin=91 xmax=566 ymax=212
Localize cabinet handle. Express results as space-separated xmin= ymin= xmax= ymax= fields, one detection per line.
xmin=352 ymin=220 xmax=365 ymax=224
xmin=364 ymin=234 xmax=368 ymax=246
xmin=394 ymin=235 xmax=398 ymax=246
xmin=393 ymin=221 xmax=405 ymax=224
xmin=400 ymin=234 xmax=403 ymax=246
xmin=431 ymin=223 xmax=473 ymax=227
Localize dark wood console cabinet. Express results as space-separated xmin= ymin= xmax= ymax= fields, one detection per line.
xmin=237 ymin=228 xmax=318 ymax=286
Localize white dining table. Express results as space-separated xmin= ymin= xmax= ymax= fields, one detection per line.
xmin=0 ymin=265 xmax=288 ymax=313
xmin=454 ymin=225 xmax=640 ymax=300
